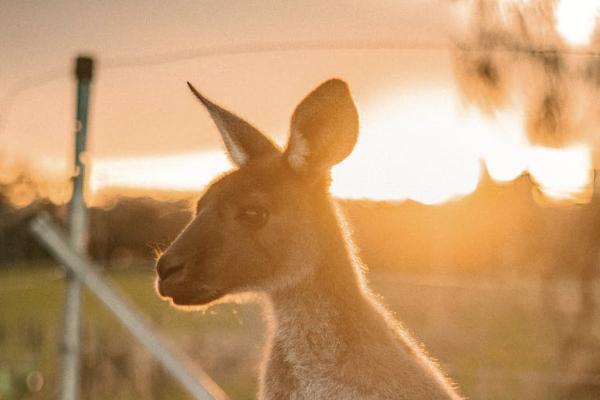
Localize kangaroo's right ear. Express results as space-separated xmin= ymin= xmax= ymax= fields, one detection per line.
xmin=284 ymin=79 xmax=359 ymax=178
xmin=187 ymin=82 xmax=280 ymax=167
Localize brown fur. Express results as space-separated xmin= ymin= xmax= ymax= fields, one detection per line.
xmin=156 ymin=79 xmax=462 ymax=399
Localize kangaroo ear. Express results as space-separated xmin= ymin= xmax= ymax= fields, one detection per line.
xmin=284 ymin=79 xmax=359 ymax=177
xmin=187 ymin=82 xmax=280 ymax=167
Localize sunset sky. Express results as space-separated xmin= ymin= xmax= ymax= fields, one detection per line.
xmin=1 ymin=0 xmax=598 ymax=205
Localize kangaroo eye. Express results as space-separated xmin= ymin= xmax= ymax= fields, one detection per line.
xmin=238 ymin=206 xmax=269 ymax=228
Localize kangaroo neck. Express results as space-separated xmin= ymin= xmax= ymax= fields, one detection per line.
xmin=267 ymin=213 xmax=376 ymax=368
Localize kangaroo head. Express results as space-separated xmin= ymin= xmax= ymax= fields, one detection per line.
xmin=156 ymin=79 xmax=359 ymax=307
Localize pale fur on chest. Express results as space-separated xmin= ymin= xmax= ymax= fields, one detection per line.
xmin=258 ymin=286 xmax=462 ymax=400
xmin=261 ymin=298 xmax=364 ymax=400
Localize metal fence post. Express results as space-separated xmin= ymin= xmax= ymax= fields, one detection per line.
xmin=61 ymin=56 xmax=93 ymax=400
xmin=30 ymin=214 xmax=227 ymax=400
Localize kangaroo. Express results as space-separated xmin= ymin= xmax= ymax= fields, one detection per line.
xmin=156 ymin=79 xmax=462 ymax=399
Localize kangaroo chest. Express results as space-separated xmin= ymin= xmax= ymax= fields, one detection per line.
xmin=261 ymin=301 xmax=375 ymax=400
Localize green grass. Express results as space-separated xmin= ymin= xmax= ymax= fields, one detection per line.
xmin=0 ymin=265 xmax=573 ymax=399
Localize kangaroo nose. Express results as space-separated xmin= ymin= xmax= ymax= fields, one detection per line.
xmin=156 ymin=255 xmax=185 ymax=281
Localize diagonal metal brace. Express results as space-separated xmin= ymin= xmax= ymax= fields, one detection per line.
xmin=29 ymin=212 xmax=229 ymax=400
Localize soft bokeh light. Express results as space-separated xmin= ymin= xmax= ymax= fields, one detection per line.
xmin=555 ymin=0 xmax=600 ymax=46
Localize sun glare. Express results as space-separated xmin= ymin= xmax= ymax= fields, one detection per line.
xmin=89 ymin=90 xmax=593 ymax=206
xmin=90 ymin=151 xmax=232 ymax=194
xmin=555 ymin=0 xmax=600 ymax=46
xmin=331 ymin=90 xmax=481 ymax=204
xmin=528 ymin=145 xmax=593 ymax=200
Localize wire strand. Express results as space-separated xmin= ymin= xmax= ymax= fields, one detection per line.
xmin=2 ymin=38 xmax=600 ymax=138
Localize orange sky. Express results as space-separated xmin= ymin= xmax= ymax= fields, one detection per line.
xmin=1 ymin=1 xmax=459 ymax=160
xmin=1 ymin=1 xmax=597 ymax=205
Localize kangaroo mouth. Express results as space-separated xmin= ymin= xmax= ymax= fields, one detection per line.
xmin=171 ymin=290 xmax=222 ymax=306
xmin=167 ymin=289 xmax=223 ymax=307
xmin=156 ymin=277 xmax=223 ymax=306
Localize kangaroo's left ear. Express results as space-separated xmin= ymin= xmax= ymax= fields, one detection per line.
xmin=284 ymin=79 xmax=359 ymax=177
xmin=187 ymin=82 xmax=280 ymax=167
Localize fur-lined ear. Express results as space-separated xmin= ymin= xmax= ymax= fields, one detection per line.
xmin=187 ymin=82 xmax=280 ymax=166
xmin=284 ymin=79 xmax=359 ymax=177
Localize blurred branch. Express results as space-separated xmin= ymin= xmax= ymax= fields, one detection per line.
xmin=454 ymin=0 xmax=600 ymax=147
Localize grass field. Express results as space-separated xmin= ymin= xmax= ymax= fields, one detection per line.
xmin=0 ymin=264 xmax=577 ymax=399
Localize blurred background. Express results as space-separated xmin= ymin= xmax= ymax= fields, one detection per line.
xmin=2 ymin=0 xmax=600 ymax=399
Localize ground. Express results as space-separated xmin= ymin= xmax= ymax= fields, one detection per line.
xmin=0 ymin=264 xmax=567 ymax=399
